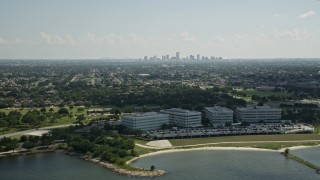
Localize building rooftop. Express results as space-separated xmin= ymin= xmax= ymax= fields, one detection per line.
xmin=124 ymin=112 xmax=166 ymax=118
xmin=206 ymin=106 xmax=233 ymax=113
xmin=161 ymin=108 xmax=201 ymax=115
xmin=237 ymin=106 xmax=279 ymax=111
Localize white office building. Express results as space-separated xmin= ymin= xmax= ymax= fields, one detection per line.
xmin=236 ymin=106 xmax=281 ymax=123
xmin=205 ymin=106 xmax=233 ymax=127
xmin=121 ymin=112 xmax=169 ymax=131
xmin=160 ymin=108 xmax=202 ymax=128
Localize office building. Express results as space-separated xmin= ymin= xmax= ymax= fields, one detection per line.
xmin=121 ymin=112 xmax=169 ymax=131
xmin=205 ymin=106 xmax=233 ymax=127
xmin=160 ymin=108 xmax=202 ymax=128
xmin=236 ymin=106 xmax=281 ymax=123
xmin=176 ymin=52 xmax=180 ymax=60
xmin=197 ymin=54 xmax=200 ymax=60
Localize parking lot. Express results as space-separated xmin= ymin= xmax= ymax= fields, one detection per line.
xmin=147 ymin=123 xmax=314 ymax=139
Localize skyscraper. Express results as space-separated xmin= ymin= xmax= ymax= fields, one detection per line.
xmin=197 ymin=54 xmax=200 ymax=60
xmin=176 ymin=52 xmax=180 ymax=60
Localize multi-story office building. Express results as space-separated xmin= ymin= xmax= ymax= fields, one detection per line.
xmin=236 ymin=106 xmax=281 ymax=123
xmin=121 ymin=112 xmax=169 ymax=131
xmin=160 ymin=108 xmax=202 ymax=128
xmin=205 ymin=106 xmax=233 ymax=127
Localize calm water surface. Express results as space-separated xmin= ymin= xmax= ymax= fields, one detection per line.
xmin=0 ymin=150 xmax=319 ymax=180
xmin=131 ymin=150 xmax=320 ymax=180
xmin=291 ymin=146 xmax=320 ymax=167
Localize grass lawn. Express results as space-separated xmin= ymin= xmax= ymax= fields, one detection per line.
xmin=313 ymin=123 xmax=320 ymax=134
xmin=169 ymin=134 xmax=320 ymax=146
xmin=0 ymin=106 xmax=112 ymax=135
xmin=0 ymin=127 xmax=20 ymax=135
xmin=241 ymin=89 xmax=292 ymax=97
xmin=134 ymin=145 xmax=156 ymax=156
xmin=134 ymin=139 xmax=149 ymax=145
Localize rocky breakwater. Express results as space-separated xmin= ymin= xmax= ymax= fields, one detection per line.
xmin=83 ymin=156 xmax=165 ymax=177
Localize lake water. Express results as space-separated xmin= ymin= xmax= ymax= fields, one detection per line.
xmin=0 ymin=150 xmax=319 ymax=180
xmin=131 ymin=150 xmax=320 ymax=180
xmin=291 ymin=146 xmax=320 ymax=167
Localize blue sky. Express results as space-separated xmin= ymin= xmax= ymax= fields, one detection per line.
xmin=0 ymin=0 xmax=320 ymax=59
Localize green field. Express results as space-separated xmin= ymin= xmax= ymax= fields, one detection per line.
xmin=134 ymin=145 xmax=157 ymax=156
xmin=241 ymin=89 xmax=292 ymax=97
xmin=313 ymin=123 xmax=320 ymax=134
xmin=169 ymin=134 xmax=320 ymax=146
xmin=0 ymin=106 xmax=111 ymax=135
xmin=134 ymin=139 xmax=149 ymax=145
xmin=0 ymin=106 xmax=89 ymax=116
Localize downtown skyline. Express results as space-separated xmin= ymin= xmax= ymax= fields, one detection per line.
xmin=1 ymin=0 xmax=320 ymax=59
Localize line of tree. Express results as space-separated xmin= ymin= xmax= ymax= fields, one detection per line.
xmin=0 ymin=107 xmax=71 ymax=129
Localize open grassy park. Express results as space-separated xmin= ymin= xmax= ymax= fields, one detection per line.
xmin=230 ymin=88 xmax=293 ymax=102
xmin=0 ymin=106 xmax=111 ymax=135
xmin=241 ymin=89 xmax=292 ymax=97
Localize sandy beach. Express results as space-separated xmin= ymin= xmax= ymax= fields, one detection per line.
xmin=283 ymin=145 xmax=320 ymax=151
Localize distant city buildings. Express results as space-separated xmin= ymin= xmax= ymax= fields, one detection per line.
xmin=236 ymin=106 xmax=281 ymax=123
xmin=176 ymin=52 xmax=180 ymax=60
xmin=160 ymin=108 xmax=202 ymax=128
xmin=197 ymin=54 xmax=200 ymax=60
xmin=141 ymin=52 xmax=223 ymax=61
xmin=121 ymin=112 xmax=169 ymax=131
xmin=205 ymin=106 xmax=233 ymax=127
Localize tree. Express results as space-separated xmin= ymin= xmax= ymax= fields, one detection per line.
xmin=0 ymin=112 xmax=6 ymax=120
xmin=257 ymin=102 xmax=264 ymax=106
xmin=41 ymin=133 xmax=54 ymax=147
xmin=284 ymin=148 xmax=290 ymax=157
xmin=0 ymin=137 xmax=18 ymax=152
xmin=20 ymin=135 xmax=28 ymax=142
xmin=21 ymin=110 xmax=44 ymax=128
xmin=23 ymin=141 xmax=37 ymax=149
xmin=113 ymin=108 xmax=121 ymax=115
xmin=58 ymin=107 xmax=69 ymax=115
xmin=77 ymin=107 xmax=85 ymax=112
xmin=6 ymin=111 xmax=22 ymax=127
xmin=0 ymin=120 xmax=8 ymax=127
xmin=40 ymin=107 xmax=46 ymax=113
xmin=76 ymin=114 xmax=85 ymax=125
xmin=150 ymin=165 xmax=155 ymax=171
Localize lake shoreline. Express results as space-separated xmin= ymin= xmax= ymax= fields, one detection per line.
xmin=82 ymin=156 xmax=165 ymax=177
xmin=1 ymin=144 xmax=319 ymax=177
xmin=127 ymin=146 xmax=280 ymax=164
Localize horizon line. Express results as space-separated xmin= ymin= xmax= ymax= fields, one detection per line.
xmin=1 ymin=57 xmax=320 ymax=61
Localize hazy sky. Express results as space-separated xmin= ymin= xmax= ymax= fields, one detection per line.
xmin=1 ymin=0 xmax=320 ymax=59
